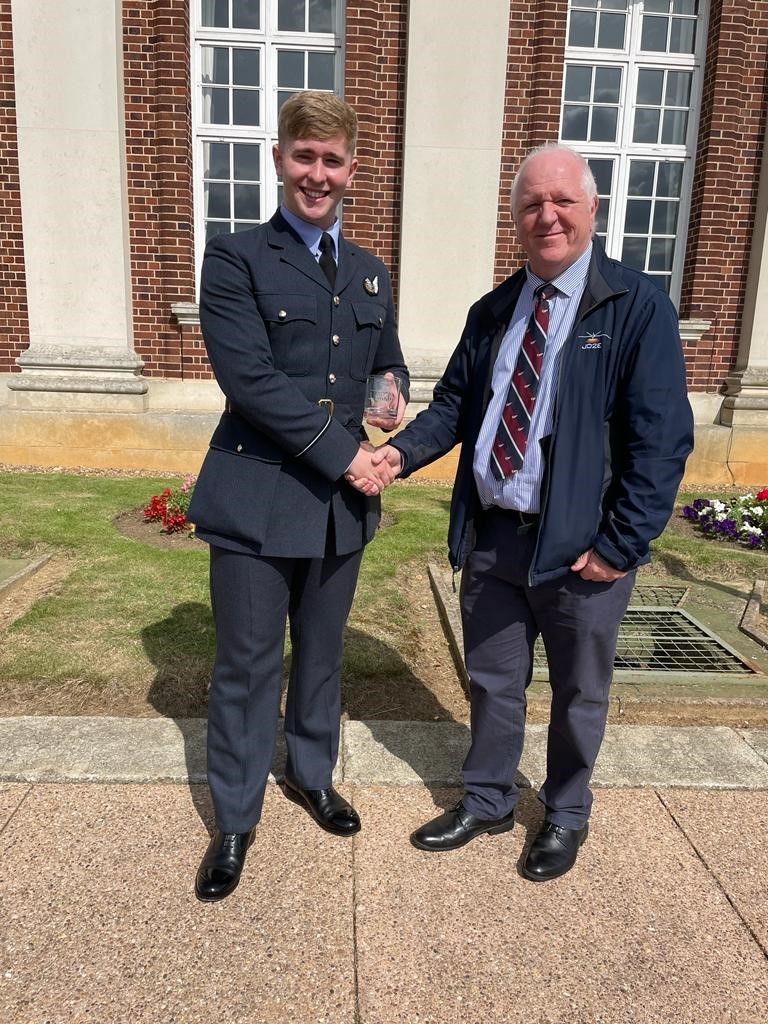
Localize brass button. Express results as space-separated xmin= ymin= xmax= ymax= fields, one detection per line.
xmin=333 ymin=295 xmax=340 ymax=306
xmin=236 ymin=443 xmax=243 ymax=452
xmin=332 ymin=334 xmax=341 ymax=346
xmin=328 ymin=373 xmax=337 ymax=384
xmin=278 ymin=309 xmax=287 ymax=319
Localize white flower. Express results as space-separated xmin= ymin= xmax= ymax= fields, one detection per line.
xmin=712 ymin=499 xmax=726 ymax=512
xmin=715 ymin=512 xmax=727 ymax=521
xmin=751 ymin=506 xmax=765 ymax=518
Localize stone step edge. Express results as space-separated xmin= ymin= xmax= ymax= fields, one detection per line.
xmin=0 ymin=717 xmax=767 ymax=790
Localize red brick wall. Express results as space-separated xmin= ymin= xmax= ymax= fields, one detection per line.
xmin=679 ymin=0 xmax=768 ymax=392
xmin=343 ymin=0 xmax=408 ymax=300
xmin=0 ymin=1 xmax=29 ymax=375
xmin=494 ymin=0 xmax=569 ymax=285
xmin=123 ymin=0 xmax=205 ymax=379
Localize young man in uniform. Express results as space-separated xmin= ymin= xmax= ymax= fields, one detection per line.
xmin=190 ymin=91 xmax=408 ymax=902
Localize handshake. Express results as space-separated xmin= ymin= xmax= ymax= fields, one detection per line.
xmin=344 ymin=443 xmax=403 ymax=496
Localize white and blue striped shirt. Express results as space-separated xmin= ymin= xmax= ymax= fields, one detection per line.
xmin=473 ymin=244 xmax=592 ymax=513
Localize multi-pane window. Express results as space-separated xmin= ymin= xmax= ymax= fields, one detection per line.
xmin=193 ymin=0 xmax=343 ymax=271
xmin=560 ymin=0 xmax=708 ymax=300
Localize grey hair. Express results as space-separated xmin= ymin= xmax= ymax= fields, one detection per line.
xmin=510 ymin=143 xmax=598 ymax=208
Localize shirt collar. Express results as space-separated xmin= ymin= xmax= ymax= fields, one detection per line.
xmin=525 ymin=242 xmax=593 ymax=299
xmin=280 ymin=205 xmax=340 ymax=257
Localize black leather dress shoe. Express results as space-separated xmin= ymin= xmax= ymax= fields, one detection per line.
xmin=410 ymin=801 xmax=515 ymax=851
xmin=283 ymin=779 xmax=361 ymax=836
xmin=195 ymin=828 xmax=254 ymax=902
xmin=522 ymin=821 xmax=589 ymax=881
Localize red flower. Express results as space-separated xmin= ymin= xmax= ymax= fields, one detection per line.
xmin=756 ymin=487 xmax=768 ymax=501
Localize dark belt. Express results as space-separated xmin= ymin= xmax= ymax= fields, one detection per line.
xmin=225 ymin=398 xmax=334 ymax=416
xmin=484 ymin=505 xmax=540 ymax=534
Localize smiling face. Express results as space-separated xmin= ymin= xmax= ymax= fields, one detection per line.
xmin=512 ymin=149 xmax=598 ymax=280
xmin=273 ymin=133 xmax=358 ymax=230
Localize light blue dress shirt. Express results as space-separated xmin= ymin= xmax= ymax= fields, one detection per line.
xmin=280 ymin=205 xmax=340 ymax=267
xmin=473 ymin=243 xmax=592 ymax=513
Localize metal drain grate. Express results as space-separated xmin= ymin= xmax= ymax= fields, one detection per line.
xmin=533 ymin=607 xmax=758 ymax=675
xmin=630 ymin=585 xmax=688 ymax=607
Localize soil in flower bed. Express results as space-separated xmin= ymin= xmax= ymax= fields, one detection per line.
xmin=113 ymin=508 xmax=203 ymax=550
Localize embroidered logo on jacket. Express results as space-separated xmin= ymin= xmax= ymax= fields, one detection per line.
xmin=579 ymin=332 xmax=610 ymax=350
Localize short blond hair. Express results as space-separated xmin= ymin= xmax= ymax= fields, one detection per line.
xmin=277 ymin=91 xmax=358 ymax=153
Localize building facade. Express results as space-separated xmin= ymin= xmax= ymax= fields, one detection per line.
xmin=1 ymin=0 xmax=766 ymax=482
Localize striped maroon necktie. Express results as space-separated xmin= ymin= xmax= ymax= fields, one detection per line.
xmin=490 ymin=283 xmax=556 ymax=480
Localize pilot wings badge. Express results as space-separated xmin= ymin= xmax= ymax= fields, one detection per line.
xmin=363 ymin=275 xmax=379 ymax=296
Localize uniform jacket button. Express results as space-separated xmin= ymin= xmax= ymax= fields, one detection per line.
xmin=278 ymin=309 xmax=287 ymax=319
xmin=332 ymin=334 xmax=341 ymax=346
xmin=328 ymin=373 xmax=337 ymax=384
xmin=236 ymin=443 xmax=243 ymax=452
xmin=333 ymin=295 xmax=340 ymax=306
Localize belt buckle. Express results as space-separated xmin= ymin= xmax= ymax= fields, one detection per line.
xmin=318 ymin=398 xmax=334 ymax=416
xmin=517 ymin=509 xmax=535 ymax=535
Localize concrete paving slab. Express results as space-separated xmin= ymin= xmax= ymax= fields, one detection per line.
xmin=0 ymin=783 xmax=356 ymax=1023
xmin=0 ymin=553 xmax=52 ymax=597
xmin=659 ymin=790 xmax=768 ymax=954
xmin=0 ymin=715 xmax=206 ymax=782
xmin=0 ymin=716 xmax=307 ymax=785
xmin=344 ymin=720 xmax=471 ymax=784
xmin=343 ymin=721 xmax=768 ymax=789
xmin=593 ymin=724 xmax=768 ymax=788
xmin=0 ymin=783 xmax=29 ymax=828
xmin=353 ymin=786 xmax=768 ymax=1024
xmin=741 ymin=728 xmax=768 ymax=763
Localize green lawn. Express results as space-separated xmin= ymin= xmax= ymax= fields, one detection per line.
xmin=0 ymin=472 xmax=450 ymax=716
xmin=0 ymin=473 xmax=764 ymax=717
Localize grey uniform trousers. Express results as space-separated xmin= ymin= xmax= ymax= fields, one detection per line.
xmin=460 ymin=507 xmax=636 ymax=828
xmin=206 ymin=542 xmax=363 ymax=834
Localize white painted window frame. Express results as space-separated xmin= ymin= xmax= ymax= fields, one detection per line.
xmin=561 ymin=0 xmax=710 ymax=304
xmin=190 ymin=0 xmax=345 ymax=288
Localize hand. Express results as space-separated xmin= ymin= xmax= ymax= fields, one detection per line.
xmin=364 ymin=373 xmax=407 ymax=430
xmin=370 ymin=444 xmax=403 ymax=476
xmin=570 ymin=548 xmax=627 ymax=582
xmin=344 ymin=444 xmax=398 ymax=496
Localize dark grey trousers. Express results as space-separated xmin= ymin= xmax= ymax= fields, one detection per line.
xmin=460 ymin=508 xmax=636 ymax=828
xmin=206 ymin=543 xmax=363 ymax=834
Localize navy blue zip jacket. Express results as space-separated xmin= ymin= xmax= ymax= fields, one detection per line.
xmin=391 ymin=242 xmax=694 ymax=585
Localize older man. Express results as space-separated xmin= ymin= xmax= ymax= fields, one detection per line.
xmin=371 ymin=144 xmax=693 ymax=880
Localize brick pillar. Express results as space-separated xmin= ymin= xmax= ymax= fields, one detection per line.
xmin=0 ymin=0 xmax=29 ymax=375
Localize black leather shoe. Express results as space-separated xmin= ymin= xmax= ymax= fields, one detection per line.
xmin=283 ymin=779 xmax=361 ymax=836
xmin=195 ymin=828 xmax=254 ymax=902
xmin=410 ymin=801 xmax=515 ymax=851
xmin=522 ymin=821 xmax=589 ymax=881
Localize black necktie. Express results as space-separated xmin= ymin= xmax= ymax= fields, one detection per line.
xmin=318 ymin=232 xmax=337 ymax=288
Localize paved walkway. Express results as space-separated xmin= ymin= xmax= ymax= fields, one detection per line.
xmin=1 ymin=717 xmax=767 ymax=1022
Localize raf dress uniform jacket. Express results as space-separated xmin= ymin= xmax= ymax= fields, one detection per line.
xmin=188 ymin=210 xmax=409 ymax=558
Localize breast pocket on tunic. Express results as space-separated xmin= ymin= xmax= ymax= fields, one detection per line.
xmin=349 ymin=300 xmax=386 ymax=381
xmin=257 ymin=293 xmax=318 ymax=376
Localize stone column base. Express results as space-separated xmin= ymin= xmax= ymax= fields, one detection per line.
xmin=9 ymin=344 xmax=148 ymax=412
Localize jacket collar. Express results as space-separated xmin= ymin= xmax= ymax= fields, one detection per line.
xmin=266 ymin=210 xmax=357 ymax=294
xmin=485 ymin=237 xmax=630 ymax=328
xmin=575 ymin=236 xmax=630 ymax=320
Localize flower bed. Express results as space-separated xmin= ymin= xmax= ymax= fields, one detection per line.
xmin=143 ymin=474 xmax=197 ymax=534
xmin=682 ymin=488 xmax=768 ymax=550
